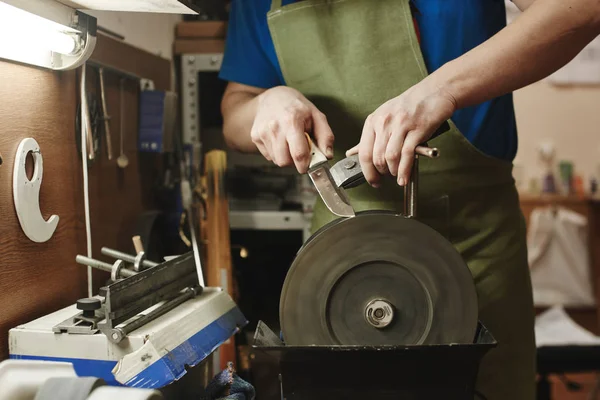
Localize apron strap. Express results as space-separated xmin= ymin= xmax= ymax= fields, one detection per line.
xmin=271 ymin=0 xmax=283 ymax=11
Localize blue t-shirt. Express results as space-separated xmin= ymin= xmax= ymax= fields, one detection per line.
xmin=219 ymin=0 xmax=518 ymax=161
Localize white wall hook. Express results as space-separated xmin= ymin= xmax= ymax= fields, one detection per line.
xmin=12 ymin=138 xmax=59 ymax=243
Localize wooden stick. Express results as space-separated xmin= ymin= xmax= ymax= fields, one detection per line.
xmin=203 ymin=150 xmax=237 ymax=370
xmin=132 ymin=235 xmax=144 ymax=254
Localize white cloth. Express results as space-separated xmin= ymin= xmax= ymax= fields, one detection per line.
xmin=535 ymin=306 xmax=600 ymax=347
xmin=528 ymin=206 xmax=595 ymax=307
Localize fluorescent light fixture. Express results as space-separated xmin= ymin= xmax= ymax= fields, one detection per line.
xmin=0 ymin=0 xmax=96 ymax=70
xmin=57 ymin=0 xmax=200 ymax=14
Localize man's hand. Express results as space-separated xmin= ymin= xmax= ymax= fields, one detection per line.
xmin=347 ymin=78 xmax=456 ymax=188
xmin=251 ymin=86 xmax=334 ymax=173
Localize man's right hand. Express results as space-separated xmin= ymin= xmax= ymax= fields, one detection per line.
xmin=251 ymin=86 xmax=334 ymax=174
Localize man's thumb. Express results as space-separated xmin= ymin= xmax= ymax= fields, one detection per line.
xmin=312 ymin=110 xmax=334 ymax=158
xmin=346 ymin=144 xmax=359 ymax=157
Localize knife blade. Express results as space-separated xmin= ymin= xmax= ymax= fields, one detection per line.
xmin=305 ymin=134 xmax=355 ymax=218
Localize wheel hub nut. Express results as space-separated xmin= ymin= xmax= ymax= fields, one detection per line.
xmin=365 ymin=299 xmax=394 ymax=329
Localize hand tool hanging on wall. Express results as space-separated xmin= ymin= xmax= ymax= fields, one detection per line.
xmin=98 ymin=68 xmax=113 ymax=161
xmin=138 ymin=90 xmax=177 ymax=153
xmin=75 ymin=95 xmax=101 ymax=163
xmin=82 ymin=65 xmax=95 ymax=162
xmin=203 ymin=150 xmax=237 ymax=371
xmin=117 ymin=78 xmax=129 ymax=168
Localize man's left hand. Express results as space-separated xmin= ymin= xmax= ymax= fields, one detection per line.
xmin=347 ymin=79 xmax=456 ymax=188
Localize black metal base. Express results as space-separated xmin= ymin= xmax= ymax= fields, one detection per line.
xmin=251 ymin=321 xmax=497 ymax=400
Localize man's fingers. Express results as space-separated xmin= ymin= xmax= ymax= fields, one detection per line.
xmin=271 ymin=131 xmax=293 ymax=167
xmin=359 ymin=118 xmax=380 ymax=187
xmin=255 ymin=140 xmax=272 ymax=162
xmin=311 ymin=110 xmax=334 ymax=158
xmin=287 ymin=131 xmax=311 ymax=173
xmin=385 ymin=131 xmax=406 ymax=177
xmin=396 ymin=132 xmax=420 ymax=186
xmin=251 ymin=126 xmax=273 ymax=162
xmin=346 ymin=144 xmax=359 ymax=157
xmin=372 ymin=127 xmax=391 ymax=175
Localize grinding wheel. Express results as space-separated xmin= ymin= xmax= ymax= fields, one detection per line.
xmin=280 ymin=211 xmax=478 ymax=346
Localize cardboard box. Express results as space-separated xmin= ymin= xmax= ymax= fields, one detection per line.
xmin=176 ymin=22 xmax=228 ymax=39
xmin=174 ymin=39 xmax=225 ymax=55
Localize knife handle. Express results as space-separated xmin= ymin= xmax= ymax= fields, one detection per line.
xmin=305 ymin=133 xmax=328 ymax=169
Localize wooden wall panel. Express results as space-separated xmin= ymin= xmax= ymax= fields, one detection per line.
xmin=0 ymin=33 xmax=171 ymax=359
xmin=0 ymin=63 xmax=86 ymax=360
xmin=91 ymin=35 xmax=171 ymax=91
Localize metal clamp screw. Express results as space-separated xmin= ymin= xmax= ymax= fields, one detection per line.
xmin=344 ymin=160 xmax=356 ymax=170
xmin=110 ymin=329 xmax=124 ymax=343
xmin=75 ymin=255 xmax=135 ymax=279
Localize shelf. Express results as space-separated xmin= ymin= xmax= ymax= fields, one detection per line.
xmin=229 ymin=210 xmax=311 ymax=231
xmin=519 ymin=193 xmax=598 ymax=204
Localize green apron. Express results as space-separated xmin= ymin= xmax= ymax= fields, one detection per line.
xmin=267 ymin=0 xmax=536 ymax=398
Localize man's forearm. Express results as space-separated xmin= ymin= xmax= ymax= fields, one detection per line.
xmin=221 ymin=88 xmax=262 ymax=153
xmin=430 ymin=0 xmax=600 ymax=110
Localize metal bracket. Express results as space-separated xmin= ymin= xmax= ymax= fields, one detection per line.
xmin=140 ymin=78 xmax=156 ymax=91
xmin=330 ymin=153 xmax=422 ymax=218
xmin=53 ymin=311 xmax=104 ymax=335
xmin=53 ymin=11 xmax=97 ymax=71
xmin=181 ymin=53 xmax=223 ymax=146
xmin=404 ymin=155 xmax=419 ymax=219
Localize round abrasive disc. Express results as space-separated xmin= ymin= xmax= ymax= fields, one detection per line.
xmin=280 ymin=211 xmax=478 ymax=346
